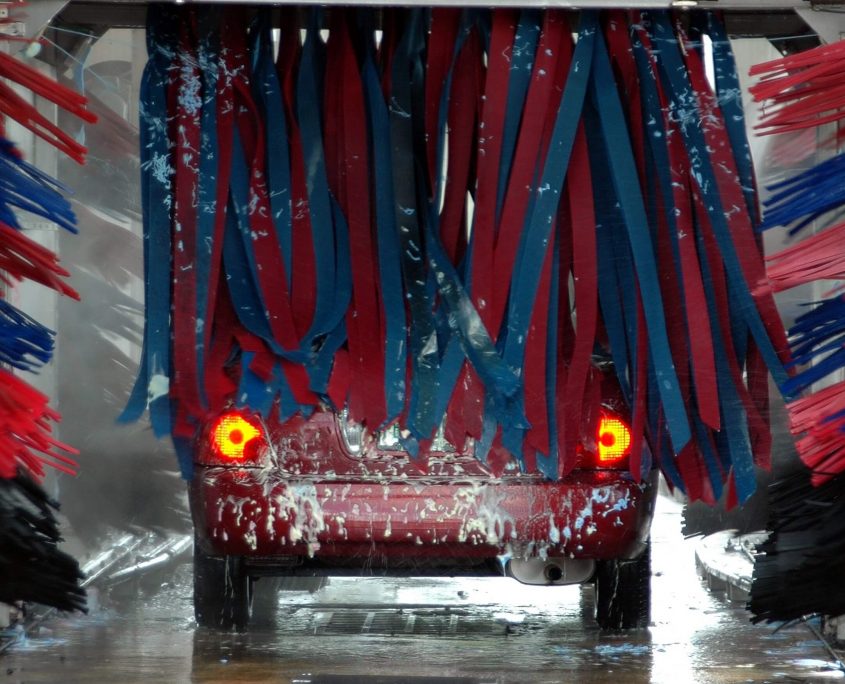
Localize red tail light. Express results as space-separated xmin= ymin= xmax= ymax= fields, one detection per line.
xmin=595 ymin=415 xmax=632 ymax=469
xmin=208 ymin=412 xmax=265 ymax=463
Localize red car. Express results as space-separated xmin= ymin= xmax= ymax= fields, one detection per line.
xmin=189 ymin=361 xmax=657 ymax=631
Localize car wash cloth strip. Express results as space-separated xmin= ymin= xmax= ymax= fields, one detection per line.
xmin=677 ymin=20 xmax=774 ymax=472
xmin=500 ymin=10 xmax=589 ymax=468
xmin=621 ymin=12 xmax=783 ymax=501
xmin=590 ymin=18 xmax=693 ymax=457
xmin=323 ymin=10 xmax=386 ymax=430
xmin=128 ymin=8 xmax=789 ymax=503
xmin=360 ymin=16 xmax=407 ymax=428
xmin=120 ymin=4 xmax=177 ymax=439
xmin=434 ymin=9 xmax=574 ymax=466
xmin=291 ymin=12 xmax=350 ymax=368
xmin=426 ymin=14 xmax=482 ymax=456
xmin=646 ymin=14 xmax=789 ymax=383
xmin=170 ymin=17 xmax=204 ymax=430
xmin=153 ymin=8 xmax=660 ymax=486
xmin=389 ymin=12 xmax=479 ymax=462
xmin=450 ymin=9 xmax=517 ymax=448
xmin=497 ymin=10 xmax=571 ymax=465
xmin=420 ymin=8 xmax=561 ymax=464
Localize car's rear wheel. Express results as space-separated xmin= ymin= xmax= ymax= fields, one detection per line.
xmin=594 ymin=540 xmax=651 ymax=630
xmin=249 ymin=575 xmax=329 ymax=625
xmin=193 ymin=543 xmax=252 ymax=630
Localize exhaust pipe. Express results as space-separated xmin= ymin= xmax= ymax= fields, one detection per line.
xmin=507 ymin=557 xmax=595 ymax=586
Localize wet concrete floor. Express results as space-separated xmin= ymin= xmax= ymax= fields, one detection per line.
xmin=3 ymin=497 xmax=843 ymax=683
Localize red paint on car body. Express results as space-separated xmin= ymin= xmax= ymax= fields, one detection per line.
xmin=190 ymin=407 xmax=657 ymax=565
xmin=191 ymin=466 xmax=656 ymax=560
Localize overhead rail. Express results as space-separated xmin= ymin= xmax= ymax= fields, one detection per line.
xmin=44 ymin=1 xmax=822 ymax=43
xmin=52 ymin=0 xmax=830 ymax=7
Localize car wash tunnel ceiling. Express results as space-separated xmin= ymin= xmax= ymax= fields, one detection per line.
xmin=39 ymin=2 xmax=822 ymax=90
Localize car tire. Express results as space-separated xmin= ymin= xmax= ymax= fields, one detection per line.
xmin=193 ymin=543 xmax=252 ymax=631
xmin=594 ymin=540 xmax=651 ymax=630
xmin=249 ymin=575 xmax=329 ymax=626
xmin=250 ymin=577 xmax=280 ymax=626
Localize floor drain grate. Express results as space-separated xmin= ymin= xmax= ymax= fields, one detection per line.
xmin=303 ymin=609 xmax=513 ymax=636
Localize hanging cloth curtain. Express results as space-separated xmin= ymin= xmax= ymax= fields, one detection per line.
xmin=129 ymin=8 xmax=790 ymax=506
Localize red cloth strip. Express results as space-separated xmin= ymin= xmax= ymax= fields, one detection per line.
xmin=425 ymin=9 xmax=461 ymax=195
xmin=605 ymin=14 xmax=652 ymax=476
xmin=694 ymin=191 xmax=770 ymax=466
xmin=171 ymin=21 xmax=203 ymax=419
xmin=491 ymin=11 xmax=570 ymax=339
xmin=335 ymin=14 xmax=387 ymax=428
xmin=460 ymin=10 xmax=518 ymax=443
xmin=202 ymin=10 xmax=236 ymax=403
xmin=501 ymin=12 xmax=571 ymax=460
xmin=229 ymin=26 xmax=314 ymax=404
xmin=524 ymin=217 xmax=556 ymax=457
xmin=470 ymin=9 xmax=516 ymax=331
xmin=439 ymin=28 xmax=481 ymax=266
xmin=277 ymin=24 xmax=316 ymax=340
xmin=443 ymin=28 xmax=486 ymax=446
xmin=559 ymin=124 xmax=597 ymax=478
xmin=681 ymin=29 xmax=791 ymax=369
xmin=205 ymin=281 xmax=239 ymax=411
xmin=663 ymin=116 xmax=720 ymax=432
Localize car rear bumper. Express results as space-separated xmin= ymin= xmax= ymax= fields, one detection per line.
xmin=190 ymin=469 xmax=658 ymax=563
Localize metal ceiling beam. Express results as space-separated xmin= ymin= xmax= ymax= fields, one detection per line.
xmin=797 ymin=7 xmax=845 ymax=43
xmin=57 ymin=0 xmax=818 ymax=6
xmin=55 ymin=1 xmax=816 ymax=40
xmin=3 ymin=1 xmax=67 ymax=51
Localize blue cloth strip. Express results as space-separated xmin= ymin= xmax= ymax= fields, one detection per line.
xmin=389 ymin=9 xmax=440 ymax=442
xmin=647 ymin=12 xmax=789 ymax=395
xmin=127 ymin=8 xmax=789 ymax=496
xmin=537 ymin=235 xmax=561 ymax=480
xmin=193 ymin=11 xmax=221 ymax=410
xmin=591 ymin=23 xmax=691 ymax=454
xmin=250 ymin=11 xmax=294 ymax=290
xmin=121 ymin=5 xmax=177 ymax=440
xmin=236 ymin=352 xmax=276 ymax=417
xmin=496 ymin=10 xmax=541 ymax=224
xmin=706 ymin=14 xmax=757 ymax=221
xmin=227 ymin=129 xmax=294 ymax=359
xmin=362 ymin=52 xmax=407 ymax=425
xmin=297 ymin=12 xmax=348 ymax=346
xmin=694 ymin=211 xmax=756 ymax=501
xmin=222 ymin=196 xmax=277 ymax=345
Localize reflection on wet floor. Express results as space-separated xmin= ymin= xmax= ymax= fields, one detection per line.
xmin=3 ymin=497 xmax=844 ymax=683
